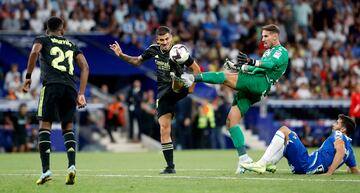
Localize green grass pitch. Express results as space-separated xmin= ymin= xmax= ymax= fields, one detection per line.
xmin=0 ymin=149 xmax=359 ymax=193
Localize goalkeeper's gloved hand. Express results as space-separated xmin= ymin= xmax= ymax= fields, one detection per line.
xmin=237 ymin=52 xmax=256 ymax=66
xmin=223 ymin=58 xmax=241 ymax=72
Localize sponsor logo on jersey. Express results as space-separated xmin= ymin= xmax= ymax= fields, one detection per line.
xmin=273 ymin=50 xmax=282 ymax=59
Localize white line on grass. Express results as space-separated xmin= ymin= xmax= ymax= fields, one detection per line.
xmin=9 ymin=168 xmax=347 ymax=172
xmin=1 ymin=173 xmax=359 ymax=183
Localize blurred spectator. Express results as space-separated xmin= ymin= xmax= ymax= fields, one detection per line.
xmin=37 ymin=0 xmax=51 ymax=23
xmin=187 ymin=4 xmax=204 ymax=28
xmin=106 ymin=95 xmax=126 ymax=143
xmin=349 ymin=83 xmax=360 ymax=146
xmin=80 ymin=9 xmax=96 ymax=32
xmin=218 ymin=0 xmax=231 ymax=20
xmin=126 ymin=80 xmax=143 ymax=142
xmin=4 ymin=64 xmax=20 ymax=91
xmin=213 ymin=95 xmax=228 ymax=149
xmin=2 ymin=11 xmax=20 ymax=31
xmin=298 ymin=122 xmax=314 ymax=147
xmin=194 ymin=100 xmax=215 ymax=148
xmin=174 ymin=96 xmax=193 ymax=149
xmin=11 ymin=103 xmax=29 ymax=152
xmin=134 ymin=13 xmax=148 ymax=36
xmin=295 ymin=83 xmax=312 ymax=99
xmin=29 ymin=12 xmax=43 ymax=33
xmin=87 ymin=96 xmax=107 ymax=138
xmin=2 ymin=111 xmax=14 ymax=152
xmin=293 ymin=0 xmax=312 ymax=37
xmin=95 ymin=7 xmax=116 ymax=34
xmin=67 ymin=11 xmax=81 ymax=32
xmin=140 ymin=90 xmax=157 ymax=138
xmin=114 ymin=1 xmax=129 ymax=25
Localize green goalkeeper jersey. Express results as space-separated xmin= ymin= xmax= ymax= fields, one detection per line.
xmin=246 ymin=44 xmax=288 ymax=84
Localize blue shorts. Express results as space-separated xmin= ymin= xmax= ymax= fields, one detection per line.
xmin=283 ymin=132 xmax=310 ymax=174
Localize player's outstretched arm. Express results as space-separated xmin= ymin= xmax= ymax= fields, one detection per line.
xmin=109 ymin=41 xmax=143 ymax=66
xmin=75 ymin=53 xmax=89 ymax=109
xmin=23 ymin=43 xmax=42 ymax=93
xmin=187 ymin=61 xmax=201 ymax=93
xmin=322 ymin=139 xmax=346 ymax=176
xmin=238 ymin=51 xmax=278 ymax=69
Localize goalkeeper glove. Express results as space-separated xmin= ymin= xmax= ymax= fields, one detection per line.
xmin=237 ymin=52 xmax=256 ymax=66
xmin=224 ymin=58 xmax=241 ymax=71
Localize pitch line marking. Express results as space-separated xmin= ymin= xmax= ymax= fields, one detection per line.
xmin=0 ymin=173 xmax=359 ymax=183
xmin=7 ymin=168 xmax=348 ymax=172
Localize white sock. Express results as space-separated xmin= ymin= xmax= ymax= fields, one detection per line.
xmin=239 ymin=154 xmax=252 ymax=163
xmin=270 ymin=145 xmax=284 ymax=165
xmin=257 ymin=131 xmax=285 ymax=166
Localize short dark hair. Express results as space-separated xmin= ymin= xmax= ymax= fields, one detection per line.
xmin=19 ymin=103 xmax=27 ymax=109
xmin=339 ymin=114 xmax=356 ymax=136
xmin=262 ymin=24 xmax=280 ymax=34
xmin=47 ymin=16 xmax=63 ymax=32
xmin=156 ymin=26 xmax=171 ymax=36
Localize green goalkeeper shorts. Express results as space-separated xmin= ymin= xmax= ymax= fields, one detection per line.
xmin=232 ymin=73 xmax=270 ymax=116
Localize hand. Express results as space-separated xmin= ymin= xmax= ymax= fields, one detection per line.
xmin=237 ymin=51 xmax=255 ymax=66
xmin=109 ymin=41 xmax=123 ymax=57
xmin=237 ymin=52 xmax=249 ymax=65
xmin=223 ymin=58 xmax=240 ymax=71
xmin=22 ymin=79 xmax=32 ymax=93
xmin=180 ymin=73 xmax=195 ymax=88
xmin=320 ymin=172 xmax=332 ymax=176
xmin=77 ymin=94 xmax=87 ymax=109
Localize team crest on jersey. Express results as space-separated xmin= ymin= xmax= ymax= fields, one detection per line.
xmin=263 ymin=50 xmax=271 ymax=57
xmin=334 ymin=130 xmax=342 ymax=140
xmin=155 ymin=60 xmax=170 ymax=71
xmin=273 ymin=50 xmax=282 ymax=59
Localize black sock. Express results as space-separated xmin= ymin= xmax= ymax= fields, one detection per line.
xmin=162 ymin=142 xmax=174 ymax=168
xmin=63 ymin=130 xmax=76 ymax=168
xmin=38 ymin=129 xmax=51 ymax=173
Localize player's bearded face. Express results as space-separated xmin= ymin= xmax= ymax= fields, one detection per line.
xmin=157 ymin=33 xmax=172 ymax=52
xmin=262 ymin=31 xmax=277 ymax=48
xmin=332 ymin=119 xmax=343 ymax=132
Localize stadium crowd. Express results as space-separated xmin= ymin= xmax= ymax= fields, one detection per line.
xmin=1 ymin=0 xmax=360 ymax=99
xmin=1 ymin=0 xmax=360 ymax=151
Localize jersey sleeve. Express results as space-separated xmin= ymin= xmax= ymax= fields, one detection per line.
xmin=333 ymin=130 xmax=343 ymax=141
xmin=182 ymin=55 xmax=194 ymax=67
xmin=141 ymin=45 xmax=156 ymax=61
xmin=33 ymin=36 xmax=44 ymax=45
xmin=72 ymin=43 xmax=83 ymax=56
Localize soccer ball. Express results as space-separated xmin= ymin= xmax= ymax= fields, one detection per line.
xmin=169 ymin=44 xmax=190 ymax=64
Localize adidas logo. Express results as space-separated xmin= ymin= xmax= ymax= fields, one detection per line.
xmin=45 ymin=149 xmax=51 ymax=153
xmin=67 ymin=147 xmax=75 ymax=152
xmin=155 ymin=55 xmax=159 ymax=58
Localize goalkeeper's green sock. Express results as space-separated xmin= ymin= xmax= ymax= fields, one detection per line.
xmin=229 ymin=125 xmax=247 ymax=156
xmin=195 ymin=72 xmax=226 ymax=84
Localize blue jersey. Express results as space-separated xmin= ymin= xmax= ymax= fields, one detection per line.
xmin=307 ymin=131 xmax=357 ymax=174
xmin=284 ymin=131 xmax=356 ymax=174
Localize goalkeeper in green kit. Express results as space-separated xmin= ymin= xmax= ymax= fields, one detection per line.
xmin=181 ymin=24 xmax=289 ymax=174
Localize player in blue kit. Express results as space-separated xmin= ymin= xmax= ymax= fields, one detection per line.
xmin=241 ymin=114 xmax=359 ymax=175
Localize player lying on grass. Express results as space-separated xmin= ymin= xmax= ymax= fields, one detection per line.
xmin=240 ymin=114 xmax=359 ymax=175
